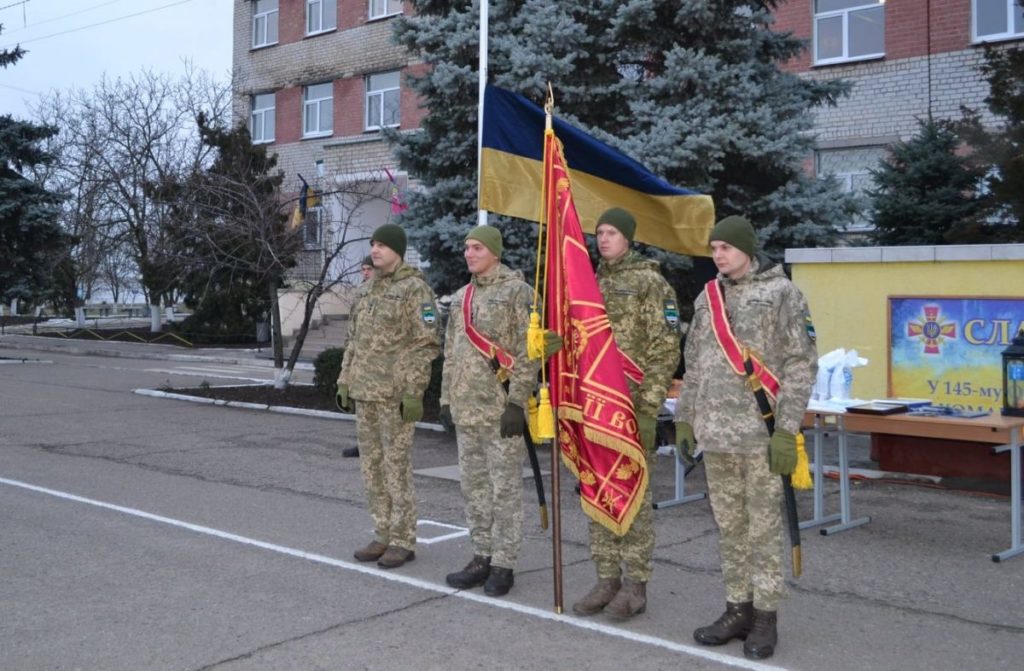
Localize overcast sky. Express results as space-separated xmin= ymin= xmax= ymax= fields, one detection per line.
xmin=0 ymin=0 xmax=233 ymax=120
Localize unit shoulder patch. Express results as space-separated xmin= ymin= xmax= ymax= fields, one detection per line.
xmin=421 ymin=303 xmax=436 ymax=325
xmin=663 ymin=299 xmax=680 ymax=330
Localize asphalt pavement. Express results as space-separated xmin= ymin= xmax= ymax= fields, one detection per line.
xmin=1 ymin=333 xmax=1022 ymax=671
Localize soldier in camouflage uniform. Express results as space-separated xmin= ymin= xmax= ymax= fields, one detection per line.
xmin=572 ymin=208 xmax=681 ymax=620
xmin=337 ymin=224 xmax=440 ymax=570
xmin=342 ymin=256 xmax=376 ymax=459
xmin=674 ymin=215 xmax=817 ymax=660
xmin=441 ymin=226 xmax=539 ymax=597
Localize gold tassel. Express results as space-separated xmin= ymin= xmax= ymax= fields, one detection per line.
xmin=527 ymin=394 xmax=540 ymax=442
xmin=526 ymin=311 xmax=544 ymax=360
xmin=792 ymin=431 xmax=813 ymax=490
xmin=535 ymin=386 xmax=555 ymax=440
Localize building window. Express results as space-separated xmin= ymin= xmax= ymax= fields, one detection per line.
xmin=250 ymin=93 xmax=275 ymax=144
xmin=252 ymin=0 xmax=279 ymax=48
xmin=974 ymin=0 xmax=1024 ymax=41
xmin=365 ymin=71 xmax=400 ymax=131
xmin=814 ymin=0 xmax=884 ymax=65
xmin=304 ymin=207 xmax=322 ymax=248
xmin=306 ymin=0 xmax=337 ymax=35
xmin=303 ymin=83 xmax=333 ymax=138
xmin=369 ymin=0 xmax=403 ymax=21
xmin=816 ymin=146 xmax=885 ymax=231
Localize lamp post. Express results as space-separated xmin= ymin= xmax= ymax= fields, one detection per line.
xmin=1003 ymin=327 xmax=1024 ymax=417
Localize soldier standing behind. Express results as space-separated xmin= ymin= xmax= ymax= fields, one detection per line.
xmin=342 ymin=255 xmax=377 ymax=459
xmin=674 ymin=215 xmax=817 ymax=659
xmin=572 ymin=208 xmax=680 ymax=619
xmin=336 ymin=224 xmax=440 ymax=569
xmin=441 ymin=226 xmax=539 ymax=597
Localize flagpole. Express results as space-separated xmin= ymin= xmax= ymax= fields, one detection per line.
xmin=476 ymin=0 xmax=488 ymax=228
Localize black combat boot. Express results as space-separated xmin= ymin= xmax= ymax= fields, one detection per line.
xmin=446 ymin=555 xmax=491 ymax=589
xmin=743 ymin=608 xmax=778 ymax=659
xmin=483 ymin=567 xmax=514 ymax=596
xmin=693 ymin=601 xmax=753 ymax=645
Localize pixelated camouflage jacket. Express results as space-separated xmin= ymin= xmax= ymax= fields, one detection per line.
xmin=597 ymin=250 xmax=682 ymax=419
xmin=674 ymin=257 xmax=818 ymax=454
xmin=441 ymin=263 xmax=538 ymax=426
xmin=338 ymin=262 xmax=440 ymax=402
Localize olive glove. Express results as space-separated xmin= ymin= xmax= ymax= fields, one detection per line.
xmin=637 ymin=414 xmax=658 ymax=453
xmin=400 ymin=394 xmax=423 ymax=423
xmin=335 ymin=384 xmax=351 ymax=412
xmin=769 ymin=429 xmax=798 ymax=475
xmin=500 ymin=403 xmax=525 ymax=438
xmin=675 ymin=421 xmax=696 ymax=467
xmin=543 ymin=331 xmax=563 ymax=358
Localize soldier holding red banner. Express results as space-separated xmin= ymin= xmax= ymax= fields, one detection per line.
xmin=441 ymin=225 xmax=539 ymax=597
xmin=674 ymin=215 xmax=817 ymax=660
xmin=572 ymin=207 xmax=681 ymax=619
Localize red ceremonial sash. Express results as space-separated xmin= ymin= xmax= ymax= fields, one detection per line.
xmin=463 ymin=283 xmax=515 ymax=381
xmin=705 ymin=279 xmax=780 ymax=402
xmin=544 ymin=129 xmax=647 ymax=537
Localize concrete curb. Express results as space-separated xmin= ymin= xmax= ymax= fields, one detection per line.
xmin=132 ymin=388 xmax=447 ymax=432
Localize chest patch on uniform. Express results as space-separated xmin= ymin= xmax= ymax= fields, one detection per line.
xmin=804 ymin=309 xmax=817 ymax=341
xmin=421 ymin=303 xmax=436 ymax=325
xmin=663 ymin=299 xmax=679 ymax=329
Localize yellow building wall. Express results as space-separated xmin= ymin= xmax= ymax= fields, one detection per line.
xmin=791 ymin=259 xmax=1024 ymax=401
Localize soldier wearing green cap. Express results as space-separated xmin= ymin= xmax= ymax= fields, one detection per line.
xmin=341 ymin=254 xmax=378 ymax=459
xmin=337 ymin=223 xmax=440 ymax=570
xmin=572 ymin=207 xmax=681 ymax=620
xmin=673 ymin=214 xmax=817 ymax=660
xmin=441 ymin=225 xmax=539 ymax=597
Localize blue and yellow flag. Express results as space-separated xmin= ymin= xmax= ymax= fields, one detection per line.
xmin=479 ymin=85 xmax=715 ymax=256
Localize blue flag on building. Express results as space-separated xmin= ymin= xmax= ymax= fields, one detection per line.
xmin=479 ymin=85 xmax=715 ymax=256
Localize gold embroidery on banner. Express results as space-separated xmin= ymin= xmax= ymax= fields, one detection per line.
xmin=580 ymin=471 xmax=597 ymax=486
xmin=600 ymin=489 xmax=621 ymax=512
xmin=615 ymin=459 xmax=640 ymax=480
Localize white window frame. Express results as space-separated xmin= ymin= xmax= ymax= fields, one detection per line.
xmin=368 ymin=0 xmax=403 ymax=21
xmin=972 ymin=0 xmax=1024 ymax=42
xmin=303 ymin=83 xmax=333 ymax=138
xmin=306 ymin=0 xmax=337 ymax=35
xmin=364 ymin=71 xmax=401 ymax=131
xmin=252 ymin=0 xmax=279 ymax=48
xmin=813 ymin=0 xmax=885 ymax=66
xmin=250 ymin=93 xmax=276 ymax=144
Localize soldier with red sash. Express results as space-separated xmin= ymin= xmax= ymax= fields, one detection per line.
xmin=442 ymin=225 xmax=539 ymax=597
xmin=674 ymin=215 xmax=817 ymax=659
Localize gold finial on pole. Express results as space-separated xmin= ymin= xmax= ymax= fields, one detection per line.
xmin=544 ymin=83 xmax=554 ymax=130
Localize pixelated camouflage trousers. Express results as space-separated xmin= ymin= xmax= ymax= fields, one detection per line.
xmin=588 ymin=457 xmax=656 ymax=582
xmin=704 ymin=451 xmax=785 ymax=611
xmin=355 ymin=400 xmax=417 ymax=550
xmin=455 ymin=424 xmax=525 ymax=569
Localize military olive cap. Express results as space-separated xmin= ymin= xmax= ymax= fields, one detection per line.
xmin=371 ymin=224 xmax=407 ymax=258
xmin=465 ymin=225 xmax=503 ymax=258
xmin=361 ymin=255 xmax=373 ymax=267
xmin=597 ymin=207 xmax=637 ymax=242
xmin=709 ymin=215 xmax=757 ymax=258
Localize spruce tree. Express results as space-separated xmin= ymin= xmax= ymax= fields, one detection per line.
xmin=0 ymin=29 xmax=69 ymax=307
xmin=390 ymin=0 xmax=858 ymax=294
xmin=869 ymin=119 xmax=988 ymax=246
xmin=955 ymin=46 xmax=1024 ymax=242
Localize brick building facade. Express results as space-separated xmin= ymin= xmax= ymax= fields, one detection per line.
xmin=774 ymin=0 xmax=1022 ymax=230
xmin=232 ymin=0 xmax=425 ymax=286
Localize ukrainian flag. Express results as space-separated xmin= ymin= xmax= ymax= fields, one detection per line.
xmin=479 ymin=85 xmax=715 ymax=256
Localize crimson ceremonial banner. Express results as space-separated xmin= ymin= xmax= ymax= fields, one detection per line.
xmin=544 ymin=129 xmax=648 ymax=536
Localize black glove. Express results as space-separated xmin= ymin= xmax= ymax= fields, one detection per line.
xmin=439 ymin=404 xmax=453 ymax=431
xmin=500 ymin=403 xmax=525 ymax=438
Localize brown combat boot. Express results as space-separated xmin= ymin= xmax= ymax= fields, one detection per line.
xmin=693 ymin=601 xmax=753 ymax=645
xmin=571 ymin=577 xmax=621 ymax=616
xmin=377 ymin=545 xmax=415 ymax=569
xmin=353 ymin=540 xmax=388 ymax=562
xmin=603 ymin=577 xmax=647 ymax=619
xmin=743 ymin=608 xmax=778 ymax=659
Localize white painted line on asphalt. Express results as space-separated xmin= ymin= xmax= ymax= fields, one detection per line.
xmin=0 ymin=476 xmax=784 ymax=671
xmin=415 ymin=519 xmax=469 ymax=545
xmin=143 ymin=368 xmax=270 ymax=383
